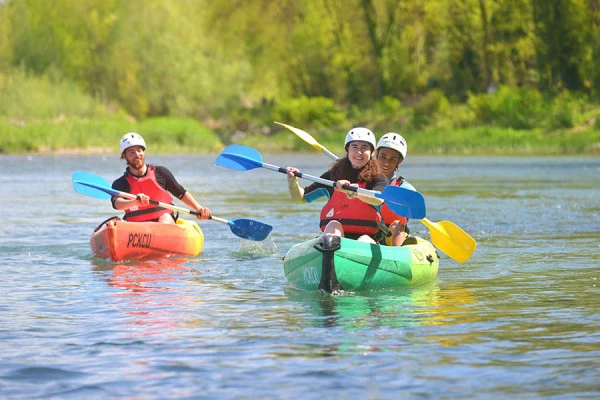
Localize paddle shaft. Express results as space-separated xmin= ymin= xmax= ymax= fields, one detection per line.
xmin=261 ymin=161 xmax=375 ymax=196
xmin=319 ymin=147 xmax=338 ymax=160
xmin=111 ymin=193 xmax=255 ymax=230
xmin=104 ymin=185 xmax=228 ymax=222
xmin=216 ymin=144 xmax=426 ymax=218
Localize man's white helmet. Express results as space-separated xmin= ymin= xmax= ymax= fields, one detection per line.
xmin=377 ymin=132 xmax=407 ymax=159
xmin=120 ymin=132 xmax=146 ymax=154
xmin=344 ymin=127 xmax=376 ymax=151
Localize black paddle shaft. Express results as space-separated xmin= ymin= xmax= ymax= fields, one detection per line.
xmin=275 ymin=166 xmax=359 ymax=192
xmin=146 ymin=198 xmax=201 ymax=216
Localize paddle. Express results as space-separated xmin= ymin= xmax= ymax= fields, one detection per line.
xmin=421 ymin=218 xmax=475 ymax=263
xmin=276 ymin=122 xmax=476 ymax=262
xmin=72 ymin=171 xmax=273 ymax=241
xmin=215 ymin=144 xmax=427 ymax=220
xmin=275 ymin=121 xmax=338 ymax=160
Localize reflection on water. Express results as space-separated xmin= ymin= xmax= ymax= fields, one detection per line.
xmin=284 ymin=280 xmax=482 ymax=329
xmin=279 ymin=282 xmax=486 ymax=361
xmin=91 ymin=257 xmax=194 ymax=335
xmin=285 ymin=284 xmax=438 ymax=329
xmin=91 ymin=256 xmax=190 ymax=293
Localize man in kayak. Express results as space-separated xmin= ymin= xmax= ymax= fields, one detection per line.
xmin=375 ymin=132 xmax=417 ymax=246
xmin=285 ymin=127 xmax=388 ymax=244
xmin=111 ymin=132 xmax=212 ymax=223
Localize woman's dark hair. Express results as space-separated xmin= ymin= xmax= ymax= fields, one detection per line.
xmin=329 ymin=157 xmax=380 ymax=183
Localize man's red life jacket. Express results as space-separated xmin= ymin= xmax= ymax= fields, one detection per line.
xmin=124 ymin=166 xmax=173 ymax=222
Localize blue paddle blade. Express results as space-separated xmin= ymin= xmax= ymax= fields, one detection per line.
xmin=229 ymin=218 xmax=273 ymax=241
xmin=72 ymin=171 xmax=115 ymax=200
xmin=215 ymin=144 xmax=264 ymax=171
xmin=376 ymin=186 xmax=427 ymax=219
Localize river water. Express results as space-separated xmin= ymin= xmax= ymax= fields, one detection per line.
xmin=0 ymin=153 xmax=598 ymax=399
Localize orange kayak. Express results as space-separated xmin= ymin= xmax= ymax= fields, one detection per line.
xmin=90 ymin=217 xmax=204 ymax=261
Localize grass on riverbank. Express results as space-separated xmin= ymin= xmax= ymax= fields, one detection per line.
xmin=239 ymin=124 xmax=600 ymax=155
xmin=1 ymin=115 xmax=599 ymax=155
xmin=2 ymin=69 xmax=599 ymax=155
xmin=0 ymin=116 xmax=222 ymax=154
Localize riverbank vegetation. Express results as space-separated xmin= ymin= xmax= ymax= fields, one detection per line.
xmin=1 ymin=0 xmax=599 ymax=155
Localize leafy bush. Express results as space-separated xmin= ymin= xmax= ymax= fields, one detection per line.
xmin=437 ymin=103 xmax=477 ymax=128
xmin=0 ymin=67 xmax=117 ymax=120
xmin=411 ymin=89 xmax=450 ymax=129
xmin=545 ymin=96 xmax=573 ymax=129
xmin=468 ymin=86 xmax=546 ymax=129
xmin=544 ymin=91 xmax=589 ymax=130
xmin=272 ymin=96 xmax=346 ymax=129
xmin=136 ymin=117 xmax=222 ymax=153
xmin=349 ymin=96 xmax=413 ymax=131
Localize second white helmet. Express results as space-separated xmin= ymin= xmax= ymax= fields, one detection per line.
xmin=120 ymin=132 xmax=146 ymax=154
xmin=377 ymin=132 xmax=407 ymax=159
xmin=344 ymin=127 xmax=376 ymax=151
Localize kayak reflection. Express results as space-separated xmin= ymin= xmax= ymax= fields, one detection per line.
xmin=285 ymin=282 xmax=443 ymax=330
xmin=92 ymin=256 xmax=190 ymax=293
xmin=91 ymin=257 xmax=194 ymax=337
xmin=284 ymin=282 xmax=479 ymax=355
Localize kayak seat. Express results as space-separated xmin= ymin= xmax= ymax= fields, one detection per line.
xmin=93 ymin=216 xmax=120 ymax=232
xmin=401 ymin=236 xmax=419 ymax=246
xmin=313 ymin=234 xmax=341 ymax=252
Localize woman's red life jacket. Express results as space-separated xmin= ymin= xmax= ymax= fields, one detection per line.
xmin=319 ymin=182 xmax=383 ymax=235
xmin=380 ymin=177 xmax=408 ymax=225
xmin=124 ymin=166 xmax=173 ymax=222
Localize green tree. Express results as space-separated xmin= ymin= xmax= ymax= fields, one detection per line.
xmin=533 ymin=0 xmax=590 ymax=93
xmin=8 ymin=0 xmax=65 ymax=74
xmin=0 ymin=1 xmax=13 ymax=71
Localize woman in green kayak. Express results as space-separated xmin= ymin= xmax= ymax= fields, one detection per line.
xmin=285 ymin=127 xmax=388 ymax=244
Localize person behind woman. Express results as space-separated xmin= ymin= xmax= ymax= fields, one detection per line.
xmin=111 ymin=132 xmax=212 ymax=223
xmin=374 ymin=132 xmax=417 ymax=246
xmin=286 ymin=127 xmax=388 ymax=244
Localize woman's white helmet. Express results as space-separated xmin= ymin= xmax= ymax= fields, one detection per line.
xmin=377 ymin=132 xmax=407 ymax=159
xmin=344 ymin=127 xmax=376 ymax=151
xmin=120 ymin=132 xmax=146 ymax=154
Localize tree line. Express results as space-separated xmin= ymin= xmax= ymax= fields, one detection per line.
xmin=0 ymin=0 xmax=599 ymax=136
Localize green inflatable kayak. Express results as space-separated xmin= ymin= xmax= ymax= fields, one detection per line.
xmin=283 ymin=235 xmax=439 ymax=293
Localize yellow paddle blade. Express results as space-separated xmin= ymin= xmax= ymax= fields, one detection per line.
xmin=421 ymin=218 xmax=476 ymax=263
xmin=275 ymin=121 xmax=324 ymax=150
xmin=275 ymin=121 xmax=338 ymax=160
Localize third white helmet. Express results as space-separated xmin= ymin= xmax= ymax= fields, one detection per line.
xmin=344 ymin=127 xmax=376 ymax=151
xmin=120 ymin=132 xmax=146 ymax=154
xmin=377 ymin=132 xmax=407 ymax=159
